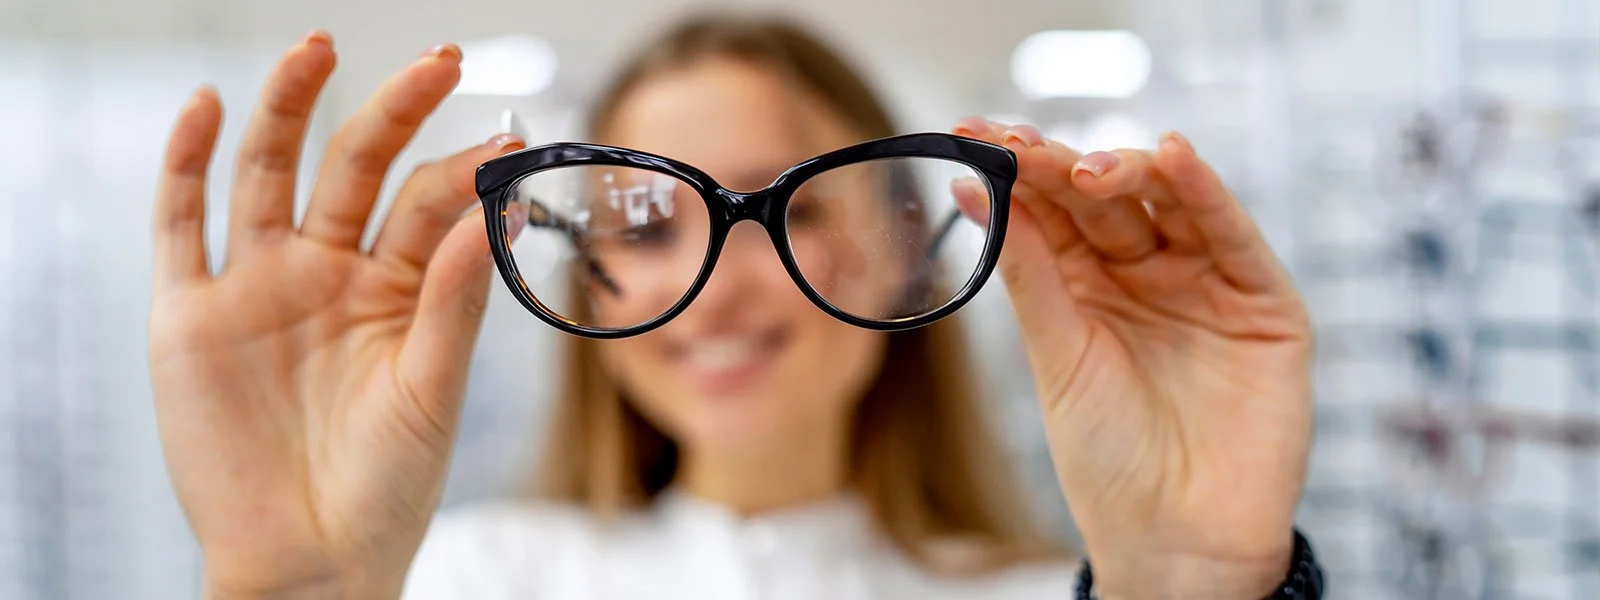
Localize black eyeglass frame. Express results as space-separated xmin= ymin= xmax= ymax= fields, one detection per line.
xmin=475 ymin=132 xmax=1016 ymax=339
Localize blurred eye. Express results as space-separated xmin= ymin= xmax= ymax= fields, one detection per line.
xmin=787 ymin=197 xmax=826 ymax=228
xmin=617 ymin=219 xmax=676 ymax=248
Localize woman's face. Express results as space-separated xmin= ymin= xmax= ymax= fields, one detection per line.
xmin=590 ymin=58 xmax=900 ymax=453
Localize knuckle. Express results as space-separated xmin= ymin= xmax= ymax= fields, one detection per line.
xmin=243 ymin=146 xmax=300 ymax=174
xmin=403 ymin=160 xmax=465 ymax=206
xmin=408 ymin=159 xmax=440 ymax=182
xmin=157 ymin=199 xmax=207 ymax=230
xmin=378 ymin=98 xmax=427 ymax=130
xmin=348 ymin=147 xmax=394 ymax=178
xmin=443 ymin=155 xmax=480 ymax=200
xmin=165 ymin=151 xmax=211 ymax=179
xmin=327 ymin=132 xmax=398 ymax=179
xmin=261 ymin=92 xmax=312 ymax=122
xmin=390 ymin=162 xmax=436 ymax=210
xmin=407 ymin=156 xmax=477 ymax=206
xmin=461 ymin=290 xmax=491 ymax=321
xmin=241 ymin=104 xmax=315 ymax=175
xmin=995 ymin=253 xmax=1032 ymax=289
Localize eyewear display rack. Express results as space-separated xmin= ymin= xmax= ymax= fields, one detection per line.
xmin=0 ymin=12 xmax=21 ymax=594
xmin=1290 ymin=0 xmax=1600 ymax=598
xmin=1290 ymin=96 xmax=1430 ymax=600
xmin=2 ymin=4 xmax=104 ymax=597
xmin=1 ymin=0 xmax=253 ymax=597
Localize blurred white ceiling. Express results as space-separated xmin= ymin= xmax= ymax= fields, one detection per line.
xmin=8 ymin=0 xmax=1120 ymax=108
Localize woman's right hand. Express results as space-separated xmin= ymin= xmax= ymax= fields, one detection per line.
xmin=148 ymin=32 xmax=524 ymax=598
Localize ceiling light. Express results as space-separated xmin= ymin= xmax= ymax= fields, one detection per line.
xmin=454 ymin=35 xmax=558 ymax=97
xmin=1011 ymin=30 xmax=1152 ymax=99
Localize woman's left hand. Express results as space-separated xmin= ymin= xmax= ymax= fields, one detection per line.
xmin=952 ymin=119 xmax=1314 ymax=599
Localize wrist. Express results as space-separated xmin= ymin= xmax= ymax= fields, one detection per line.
xmin=1088 ymin=554 xmax=1290 ymax=600
xmin=204 ymin=580 xmax=402 ymax=600
xmin=203 ymin=567 xmax=405 ymax=600
xmin=1077 ymin=529 xmax=1321 ymax=600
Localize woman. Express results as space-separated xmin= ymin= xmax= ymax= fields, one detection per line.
xmin=147 ymin=12 xmax=1317 ymax=600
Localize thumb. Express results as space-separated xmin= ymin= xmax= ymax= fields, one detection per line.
xmin=397 ymin=207 xmax=495 ymax=418
xmin=994 ymin=199 xmax=1093 ymax=402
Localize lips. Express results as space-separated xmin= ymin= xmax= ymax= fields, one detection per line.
xmin=664 ymin=324 xmax=790 ymax=393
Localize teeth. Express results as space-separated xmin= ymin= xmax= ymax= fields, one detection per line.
xmin=686 ymin=337 xmax=758 ymax=371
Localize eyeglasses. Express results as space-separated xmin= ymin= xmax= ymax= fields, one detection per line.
xmin=475 ymin=132 xmax=1015 ymax=339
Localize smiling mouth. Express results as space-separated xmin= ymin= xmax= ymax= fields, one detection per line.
xmin=664 ymin=324 xmax=792 ymax=393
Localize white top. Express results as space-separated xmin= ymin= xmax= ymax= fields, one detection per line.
xmin=402 ymin=490 xmax=1077 ymax=600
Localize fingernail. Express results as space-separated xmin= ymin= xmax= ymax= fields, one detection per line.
xmin=487 ymin=133 xmax=525 ymax=152
xmin=501 ymin=201 xmax=530 ymax=245
xmin=423 ymin=43 xmax=462 ymax=63
xmin=1003 ymin=124 xmax=1044 ymax=148
xmin=954 ymin=116 xmax=989 ymax=136
xmin=505 ymin=218 xmax=525 ymax=244
xmin=303 ymin=29 xmax=333 ymax=48
xmin=952 ymin=177 xmax=987 ymax=198
xmin=1073 ymin=151 xmax=1120 ymax=178
xmin=1160 ymin=131 xmax=1192 ymax=153
xmin=188 ymin=83 xmax=217 ymax=107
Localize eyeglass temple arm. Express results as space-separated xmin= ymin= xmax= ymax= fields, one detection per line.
xmin=520 ymin=197 xmax=625 ymax=297
xmin=924 ymin=208 xmax=963 ymax=262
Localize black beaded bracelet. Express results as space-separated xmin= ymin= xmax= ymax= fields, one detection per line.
xmin=1074 ymin=528 xmax=1325 ymax=600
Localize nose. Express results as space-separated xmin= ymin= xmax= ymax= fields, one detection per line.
xmin=686 ymin=221 xmax=783 ymax=316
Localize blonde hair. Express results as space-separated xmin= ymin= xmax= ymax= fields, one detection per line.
xmin=531 ymin=11 xmax=1068 ymax=575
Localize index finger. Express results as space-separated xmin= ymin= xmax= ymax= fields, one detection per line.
xmin=1156 ymin=132 xmax=1289 ymax=293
